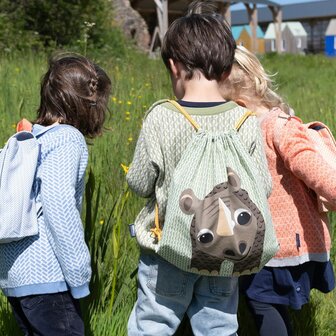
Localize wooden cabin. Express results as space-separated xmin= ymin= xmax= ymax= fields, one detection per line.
xmin=232 ymin=25 xmax=265 ymax=54
xmin=264 ymin=22 xmax=307 ymax=54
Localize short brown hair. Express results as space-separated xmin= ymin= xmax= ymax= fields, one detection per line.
xmin=161 ymin=1 xmax=236 ymax=81
xmin=35 ymin=53 xmax=111 ymax=138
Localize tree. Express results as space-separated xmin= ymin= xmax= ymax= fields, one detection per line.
xmin=0 ymin=0 xmax=114 ymax=51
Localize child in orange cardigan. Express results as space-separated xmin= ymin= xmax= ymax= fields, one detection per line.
xmin=220 ymin=46 xmax=336 ymax=336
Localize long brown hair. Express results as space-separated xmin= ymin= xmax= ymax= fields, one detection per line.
xmin=35 ymin=53 xmax=111 ymax=138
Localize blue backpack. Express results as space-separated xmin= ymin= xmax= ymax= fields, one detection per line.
xmin=0 ymin=123 xmax=58 ymax=243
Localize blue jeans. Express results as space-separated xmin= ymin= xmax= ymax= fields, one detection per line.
xmin=128 ymin=252 xmax=238 ymax=336
xmin=8 ymin=291 xmax=84 ymax=336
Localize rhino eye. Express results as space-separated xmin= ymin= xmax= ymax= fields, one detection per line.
xmin=234 ymin=209 xmax=251 ymax=225
xmin=197 ymin=229 xmax=214 ymax=244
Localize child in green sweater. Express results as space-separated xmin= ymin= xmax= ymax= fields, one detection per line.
xmin=126 ymin=2 xmax=272 ymax=335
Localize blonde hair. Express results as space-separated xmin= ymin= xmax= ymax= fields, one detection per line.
xmin=222 ymin=46 xmax=289 ymax=114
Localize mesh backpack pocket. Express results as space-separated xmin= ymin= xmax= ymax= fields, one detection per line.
xmin=152 ymin=101 xmax=278 ymax=277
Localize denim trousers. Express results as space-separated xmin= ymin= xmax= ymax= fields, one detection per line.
xmin=8 ymin=291 xmax=84 ymax=336
xmin=128 ymin=252 xmax=238 ymax=336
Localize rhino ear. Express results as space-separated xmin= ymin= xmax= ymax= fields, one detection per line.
xmin=179 ymin=189 xmax=200 ymax=215
xmin=227 ymin=167 xmax=241 ymax=191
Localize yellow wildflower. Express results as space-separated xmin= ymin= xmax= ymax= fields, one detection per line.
xmin=120 ymin=163 xmax=129 ymax=174
xmin=99 ymin=219 xmax=104 ymax=225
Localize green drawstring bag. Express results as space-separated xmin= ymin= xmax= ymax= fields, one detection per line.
xmin=152 ymin=100 xmax=278 ymax=277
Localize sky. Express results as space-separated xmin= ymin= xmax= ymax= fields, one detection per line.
xmin=231 ymin=0 xmax=326 ymax=10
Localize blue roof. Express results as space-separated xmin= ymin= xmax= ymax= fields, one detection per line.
xmin=231 ymin=26 xmax=244 ymax=40
xmin=245 ymin=25 xmax=265 ymax=38
xmin=231 ymin=25 xmax=265 ymax=39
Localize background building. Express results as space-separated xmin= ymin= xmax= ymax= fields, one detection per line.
xmin=130 ymin=0 xmax=283 ymax=54
xmin=231 ymin=0 xmax=336 ymax=53
xmin=264 ymin=22 xmax=307 ymax=54
xmin=325 ymin=18 xmax=336 ymax=56
xmin=232 ymin=25 xmax=266 ymax=53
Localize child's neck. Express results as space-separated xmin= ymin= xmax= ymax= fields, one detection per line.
xmin=249 ymin=103 xmax=270 ymax=117
xmin=181 ymin=77 xmax=224 ymax=102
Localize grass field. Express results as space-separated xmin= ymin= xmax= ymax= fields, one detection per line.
xmin=0 ymin=50 xmax=335 ymax=335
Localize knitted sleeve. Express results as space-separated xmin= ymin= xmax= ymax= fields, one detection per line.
xmin=127 ymin=113 xmax=162 ymax=198
xmin=40 ymin=140 xmax=91 ymax=299
xmin=276 ymin=117 xmax=336 ymax=206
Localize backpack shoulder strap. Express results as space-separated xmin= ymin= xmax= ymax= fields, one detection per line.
xmin=169 ymin=101 xmax=257 ymax=132
xmin=234 ymin=111 xmax=257 ymax=131
xmin=167 ymin=99 xmax=200 ymax=131
xmin=145 ymin=99 xmax=200 ymax=131
xmin=273 ymin=108 xmax=302 ymax=150
xmin=149 ymin=100 xmax=256 ymax=133
xmin=273 ymin=111 xmax=289 ymax=149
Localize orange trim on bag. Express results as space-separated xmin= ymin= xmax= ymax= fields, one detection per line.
xmin=16 ymin=118 xmax=32 ymax=132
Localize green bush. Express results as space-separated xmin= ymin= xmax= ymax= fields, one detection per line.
xmin=0 ymin=0 xmax=123 ymax=54
xmin=0 ymin=1 xmax=43 ymax=52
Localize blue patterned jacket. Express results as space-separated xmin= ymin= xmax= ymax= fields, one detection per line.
xmin=0 ymin=124 xmax=91 ymax=299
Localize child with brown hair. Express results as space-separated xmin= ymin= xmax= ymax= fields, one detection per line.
xmin=221 ymin=46 xmax=336 ymax=336
xmin=0 ymin=53 xmax=111 ymax=335
xmin=126 ymin=2 xmax=273 ymax=335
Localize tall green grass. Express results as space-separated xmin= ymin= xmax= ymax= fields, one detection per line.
xmin=0 ymin=50 xmax=335 ymax=335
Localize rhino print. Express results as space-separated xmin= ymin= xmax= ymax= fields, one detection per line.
xmin=179 ymin=168 xmax=266 ymax=275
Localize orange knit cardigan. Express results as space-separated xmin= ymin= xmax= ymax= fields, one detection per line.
xmin=260 ymin=108 xmax=336 ymax=267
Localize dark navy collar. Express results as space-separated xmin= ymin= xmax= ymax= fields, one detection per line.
xmin=178 ymin=100 xmax=226 ymax=108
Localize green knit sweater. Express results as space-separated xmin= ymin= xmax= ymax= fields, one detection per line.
xmin=127 ymin=100 xmax=272 ymax=251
